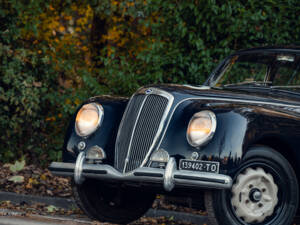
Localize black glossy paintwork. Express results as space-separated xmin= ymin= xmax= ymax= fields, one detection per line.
xmin=62 ymin=48 xmax=300 ymax=179
xmin=147 ymin=84 xmax=300 ymax=176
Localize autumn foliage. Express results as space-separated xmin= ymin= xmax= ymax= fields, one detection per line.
xmin=1 ymin=0 xmax=300 ymax=163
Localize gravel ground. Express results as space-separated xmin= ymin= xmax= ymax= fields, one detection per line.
xmin=0 ymin=163 xmax=71 ymax=198
xmin=0 ymin=163 xmax=206 ymax=215
xmin=2 ymin=163 xmax=300 ymax=225
xmin=0 ymin=162 xmax=206 ymax=224
xmin=0 ymin=201 xmax=198 ymax=225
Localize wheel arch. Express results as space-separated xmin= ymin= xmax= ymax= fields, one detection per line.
xmin=206 ymin=140 xmax=299 ymax=225
xmin=254 ymin=136 xmax=300 ymax=206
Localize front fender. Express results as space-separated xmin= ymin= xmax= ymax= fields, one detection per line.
xmin=62 ymin=96 xmax=128 ymax=165
xmin=159 ymin=100 xmax=249 ymax=174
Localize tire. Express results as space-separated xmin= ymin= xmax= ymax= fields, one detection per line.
xmin=72 ymin=179 xmax=155 ymax=224
xmin=205 ymin=146 xmax=299 ymax=225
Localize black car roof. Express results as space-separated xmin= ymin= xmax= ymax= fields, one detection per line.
xmin=234 ymin=46 xmax=300 ymax=55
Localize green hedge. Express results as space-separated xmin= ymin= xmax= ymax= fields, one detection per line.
xmin=1 ymin=0 xmax=300 ymax=164
xmin=96 ymin=0 xmax=300 ymax=94
xmin=0 ymin=1 xmax=98 ymax=164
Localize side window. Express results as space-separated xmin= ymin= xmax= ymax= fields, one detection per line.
xmin=272 ymin=64 xmax=300 ymax=86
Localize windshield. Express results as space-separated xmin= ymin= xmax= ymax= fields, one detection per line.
xmin=209 ymin=52 xmax=300 ymax=88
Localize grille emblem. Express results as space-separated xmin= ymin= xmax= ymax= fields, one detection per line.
xmin=145 ymin=89 xmax=153 ymax=94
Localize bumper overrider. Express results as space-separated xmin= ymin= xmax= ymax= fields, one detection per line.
xmin=49 ymin=152 xmax=232 ymax=191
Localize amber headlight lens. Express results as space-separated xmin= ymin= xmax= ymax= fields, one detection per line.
xmin=75 ymin=103 xmax=104 ymax=137
xmin=187 ymin=110 xmax=216 ymax=147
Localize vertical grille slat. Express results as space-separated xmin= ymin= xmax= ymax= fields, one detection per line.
xmin=114 ymin=90 xmax=171 ymax=173
xmin=131 ymin=96 xmax=156 ymax=164
xmin=126 ymin=95 xmax=168 ymax=172
xmin=115 ymin=95 xmax=146 ymax=171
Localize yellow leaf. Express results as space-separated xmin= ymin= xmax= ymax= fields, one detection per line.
xmin=40 ymin=174 xmax=47 ymax=180
xmin=112 ymin=0 xmax=118 ymax=6
xmin=127 ymin=2 xmax=134 ymax=7
xmin=74 ymin=99 xmax=81 ymax=105
xmin=65 ymin=99 xmax=71 ymax=105
xmin=58 ymin=26 xmax=65 ymax=32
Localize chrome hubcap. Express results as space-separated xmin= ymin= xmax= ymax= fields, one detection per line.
xmin=249 ymin=188 xmax=262 ymax=202
xmin=231 ymin=167 xmax=278 ymax=223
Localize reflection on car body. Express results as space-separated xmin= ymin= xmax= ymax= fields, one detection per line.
xmin=50 ymin=46 xmax=300 ymax=225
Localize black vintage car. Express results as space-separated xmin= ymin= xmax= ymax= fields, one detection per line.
xmin=50 ymin=47 xmax=300 ymax=225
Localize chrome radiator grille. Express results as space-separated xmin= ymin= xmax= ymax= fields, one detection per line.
xmin=115 ymin=89 xmax=173 ymax=173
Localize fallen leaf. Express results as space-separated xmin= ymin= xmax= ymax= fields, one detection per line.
xmin=33 ymin=81 xmax=42 ymax=87
xmin=9 ymin=160 xmax=25 ymax=173
xmin=46 ymin=190 xmax=53 ymax=196
xmin=40 ymin=174 xmax=47 ymax=180
xmin=8 ymin=175 xmax=24 ymax=183
xmin=46 ymin=205 xmax=57 ymax=213
xmin=26 ymin=183 xmax=32 ymax=189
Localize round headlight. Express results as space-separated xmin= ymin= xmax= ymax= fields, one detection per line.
xmin=75 ymin=103 xmax=104 ymax=137
xmin=186 ymin=110 xmax=216 ymax=147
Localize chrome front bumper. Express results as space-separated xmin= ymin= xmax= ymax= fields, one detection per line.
xmin=49 ymin=153 xmax=232 ymax=191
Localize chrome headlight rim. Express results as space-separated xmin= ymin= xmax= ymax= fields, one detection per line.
xmin=75 ymin=102 xmax=104 ymax=137
xmin=186 ymin=110 xmax=217 ymax=147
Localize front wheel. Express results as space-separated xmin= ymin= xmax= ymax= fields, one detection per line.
xmin=73 ymin=179 xmax=155 ymax=224
xmin=205 ymin=146 xmax=299 ymax=225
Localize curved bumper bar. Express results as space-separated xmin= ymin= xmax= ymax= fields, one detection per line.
xmin=49 ymin=157 xmax=232 ymax=191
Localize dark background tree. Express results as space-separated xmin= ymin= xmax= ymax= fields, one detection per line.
xmin=1 ymin=0 xmax=300 ymax=164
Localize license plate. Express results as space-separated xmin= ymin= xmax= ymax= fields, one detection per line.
xmin=179 ymin=159 xmax=219 ymax=173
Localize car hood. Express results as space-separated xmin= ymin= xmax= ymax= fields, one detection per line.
xmin=143 ymin=84 xmax=300 ymax=107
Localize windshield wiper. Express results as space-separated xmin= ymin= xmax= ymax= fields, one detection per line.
xmin=223 ymin=81 xmax=272 ymax=87
xmin=270 ymin=86 xmax=300 ymax=96
xmin=271 ymin=85 xmax=300 ymax=89
xmin=221 ymin=83 xmax=300 ymax=97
